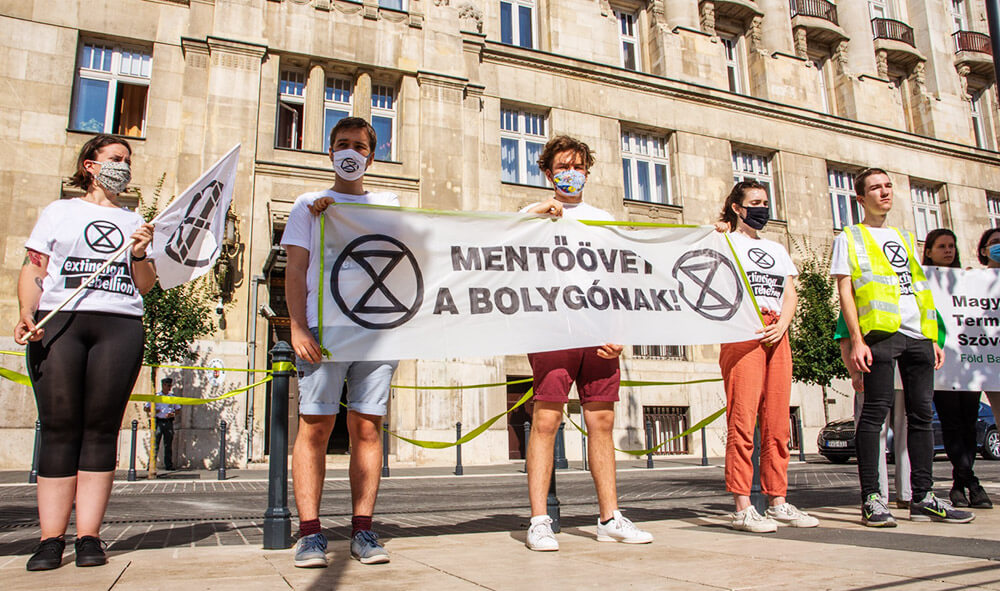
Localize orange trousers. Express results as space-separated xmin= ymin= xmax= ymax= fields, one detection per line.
xmin=719 ymin=333 xmax=792 ymax=497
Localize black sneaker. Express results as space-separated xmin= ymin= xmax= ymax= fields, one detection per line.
xmin=861 ymin=493 xmax=897 ymax=528
xmin=74 ymin=536 xmax=108 ymax=567
xmin=910 ymin=493 xmax=975 ymax=523
xmin=26 ymin=537 xmax=65 ymax=571
xmin=968 ymin=485 xmax=993 ymax=509
xmin=949 ymin=486 xmax=969 ymax=507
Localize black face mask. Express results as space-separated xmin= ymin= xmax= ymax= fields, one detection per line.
xmin=741 ymin=206 xmax=770 ymax=230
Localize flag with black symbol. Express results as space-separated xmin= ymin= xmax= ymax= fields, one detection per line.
xmin=149 ymin=144 xmax=240 ymax=290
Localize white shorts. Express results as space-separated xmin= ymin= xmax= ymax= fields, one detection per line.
xmin=296 ymin=329 xmax=398 ymax=416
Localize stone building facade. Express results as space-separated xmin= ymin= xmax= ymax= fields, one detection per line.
xmin=0 ymin=0 xmax=998 ymax=469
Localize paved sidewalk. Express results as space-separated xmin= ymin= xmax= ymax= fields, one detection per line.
xmin=3 ymin=502 xmax=1000 ymax=591
xmin=3 ymin=460 xmax=999 ymax=590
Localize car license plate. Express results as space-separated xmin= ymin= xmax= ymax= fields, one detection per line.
xmin=827 ymin=440 xmax=848 ymax=448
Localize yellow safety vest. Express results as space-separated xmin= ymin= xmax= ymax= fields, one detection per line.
xmin=844 ymin=224 xmax=938 ymax=341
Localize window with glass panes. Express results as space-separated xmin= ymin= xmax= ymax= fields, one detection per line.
xmin=971 ymin=90 xmax=988 ymax=149
xmin=721 ymin=34 xmax=744 ymax=94
xmin=371 ymin=84 xmax=396 ymax=161
xmin=379 ymin=0 xmax=406 ymax=10
xmin=621 ymin=130 xmax=671 ymax=204
xmin=829 ymin=168 xmax=862 ymax=229
xmin=323 ymin=77 xmax=352 ymax=153
xmin=615 ymin=9 xmax=640 ymax=71
xmin=500 ymin=108 xmax=547 ymax=187
xmin=632 ymin=345 xmax=685 ymax=359
xmin=987 ymin=192 xmax=1000 ymax=228
xmin=732 ymin=150 xmax=775 ymax=216
xmin=277 ymin=70 xmax=305 ymax=150
xmin=911 ymin=184 xmax=940 ymax=240
xmin=500 ymin=0 xmax=536 ymax=48
xmin=71 ymin=42 xmax=152 ymax=137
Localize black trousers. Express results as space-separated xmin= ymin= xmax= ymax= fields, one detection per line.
xmin=857 ymin=332 xmax=934 ymax=501
xmin=27 ymin=311 xmax=144 ymax=477
xmin=155 ymin=418 xmax=175 ymax=470
xmin=933 ymin=390 xmax=980 ymax=489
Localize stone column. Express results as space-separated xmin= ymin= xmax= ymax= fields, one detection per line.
xmin=663 ymin=0 xmax=700 ymax=30
xmin=756 ymin=0 xmax=794 ymax=53
xmin=354 ymin=69 xmax=373 ymax=121
xmin=303 ymin=63 xmax=326 ymax=152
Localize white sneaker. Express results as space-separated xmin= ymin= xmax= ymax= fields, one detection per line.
xmin=526 ymin=516 xmax=559 ymax=551
xmin=596 ymin=510 xmax=654 ymax=544
xmin=731 ymin=506 xmax=778 ymax=533
xmin=765 ymin=503 xmax=819 ymax=528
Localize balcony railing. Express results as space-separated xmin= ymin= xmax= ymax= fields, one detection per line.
xmin=789 ymin=0 xmax=838 ymax=26
xmin=872 ymin=17 xmax=915 ymax=47
xmin=954 ymin=30 xmax=992 ymax=55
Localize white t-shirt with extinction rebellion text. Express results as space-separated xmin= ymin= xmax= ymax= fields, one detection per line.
xmin=830 ymin=226 xmax=924 ymax=340
xmin=26 ymin=198 xmax=144 ymax=317
xmin=729 ymin=231 xmax=798 ymax=316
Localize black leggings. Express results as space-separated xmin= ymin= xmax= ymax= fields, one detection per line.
xmin=933 ymin=390 xmax=981 ymax=489
xmin=27 ymin=311 xmax=144 ymax=478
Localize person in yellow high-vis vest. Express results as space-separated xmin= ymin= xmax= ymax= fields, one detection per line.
xmin=831 ymin=168 xmax=974 ymax=527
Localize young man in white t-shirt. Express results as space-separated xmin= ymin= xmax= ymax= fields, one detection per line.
xmin=281 ymin=117 xmax=399 ymax=567
xmin=831 ymin=168 xmax=973 ymax=526
xmin=520 ymin=135 xmax=653 ymax=551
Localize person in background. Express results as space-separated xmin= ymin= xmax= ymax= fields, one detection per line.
xmin=715 ymin=180 xmax=819 ymax=532
xmin=144 ymin=377 xmax=182 ymax=471
xmin=976 ymin=228 xmax=1000 ymax=451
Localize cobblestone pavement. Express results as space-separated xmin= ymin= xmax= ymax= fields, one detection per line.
xmin=2 ymin=458 xmax=998 ymax=560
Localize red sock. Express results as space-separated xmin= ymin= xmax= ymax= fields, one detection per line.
xmin=351 ymin=515 xmax=373 ymax=537
xmin=299 ymin=519 xmax=321 ymax=537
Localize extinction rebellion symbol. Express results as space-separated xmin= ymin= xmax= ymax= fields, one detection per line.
xmin=340 ymin=157 xmax=361 ymax=173
xmin=671 ymin=249 xmax=744 ymax=321
xmin=747 ymin=247 xmax=775 ymax=269
xmin=84 ymin=221 xmax=124 ymax=254
xmin=331 ymin=235 xmax=424 ymax=330
xmin=165 ymin=180 xmax=225 ymax=268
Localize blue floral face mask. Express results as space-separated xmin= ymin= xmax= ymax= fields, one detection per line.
xmin=552 ymin=169 xmax=586 ymax=197
xmin=989 ymin=244 xmax=1000 ymax=263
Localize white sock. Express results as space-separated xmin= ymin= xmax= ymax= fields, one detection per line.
xmin=530 ymin=515 xmax=550 ymax=525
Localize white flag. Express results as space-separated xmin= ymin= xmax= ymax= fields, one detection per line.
xmin=150 ymin=145 xmax=240 ymax=290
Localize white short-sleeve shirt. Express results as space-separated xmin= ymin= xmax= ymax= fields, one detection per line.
xmin=728 ymin=232 xmax=798 ymax=315
xmin=280 ymin=189 xmax=399 ymax=328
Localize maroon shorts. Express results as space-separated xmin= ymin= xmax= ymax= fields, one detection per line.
xmin=527 ymin=347 xmax=620 ymax=404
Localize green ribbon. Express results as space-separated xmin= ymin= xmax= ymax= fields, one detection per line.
xmin=564 ymin=406 xmax=727 ymax=456
xmin=130 ymin=376 xmax=273 ymax=405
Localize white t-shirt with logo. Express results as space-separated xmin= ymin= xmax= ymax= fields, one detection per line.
xmin=25 ymin=198 xmax=144 ymax=317
xmin=729 ymin=232 xmax=798 ymax=315
xmin=520 ymin=200 xmax=615 ymax=222
xmin=280 ymin=189 xmax=399 ymax=328
xmin=830 ymin=226 xmax=924 ymax=340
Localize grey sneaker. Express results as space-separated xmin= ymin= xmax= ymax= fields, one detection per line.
xmin=861 ymin=493 xmax=897 ymax=528
xmin=351 ymin=530 xmax=389 ymax=564
xmin=293 ymin=533 xmax=328 ymax=568
xmin=910 ymin=492 xmax=975 ymax=523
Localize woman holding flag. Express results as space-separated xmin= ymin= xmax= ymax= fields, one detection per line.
xmin=14 ymin=134 xmax=155 ymax=571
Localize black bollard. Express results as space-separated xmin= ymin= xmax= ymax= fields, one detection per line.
xmin=128 ymin=420 xmax=138 ymax=482
xmin=455 ymin=422 xmax=464 ymax=476
xmin=522 ymin=420 xmax=531 ymax=473
xmin=218 ymin=420 xmax=228 ymax=481
xmin=382 ymin=423 xmax=390 ymax=478
xmin=750 ymin=423 xmax=766 ymax=514
xmin=264 ymin=341 xmax=293 ymax=549
xmin=644 ymin=418 xmax=654 ymax=469
xmin=796 ymin=412 xmax=807 ymax=462
xmin=547 ymin=462 xmax=561 ymax=532
xmin=28 ymin=420 xmax=40 ymax=484
xmin=701 ymin=426 xmax=709 ymax=467
xmin=554 ymin=422 xmax=568 ymax=469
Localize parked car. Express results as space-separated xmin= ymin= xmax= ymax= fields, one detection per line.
xmin=817 ymin=402 xmax=999 ymax=464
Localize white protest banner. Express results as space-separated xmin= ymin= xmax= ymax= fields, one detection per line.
xmin=929 ymin=267 xmax=1000 ymax=391
xmin=317 ymin=204 xmax=764 ymax=361
xmin=149 ymin=144 xmax=240 ymax=290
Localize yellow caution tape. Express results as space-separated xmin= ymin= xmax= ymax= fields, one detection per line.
xmin=0 ymin=350 xmax=25 ymax=357
xmin=381 ymin=387 xmax=535 ymax=449
xmin=130 ymin=376 xmax=273 ymax=405
xmin=564 ymin=405 xmax=727 ymax=456
xmin=0 ymin=367 xmax=31 ymax=387
xmin=391 ymin=378 xmax=532 ymax=390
